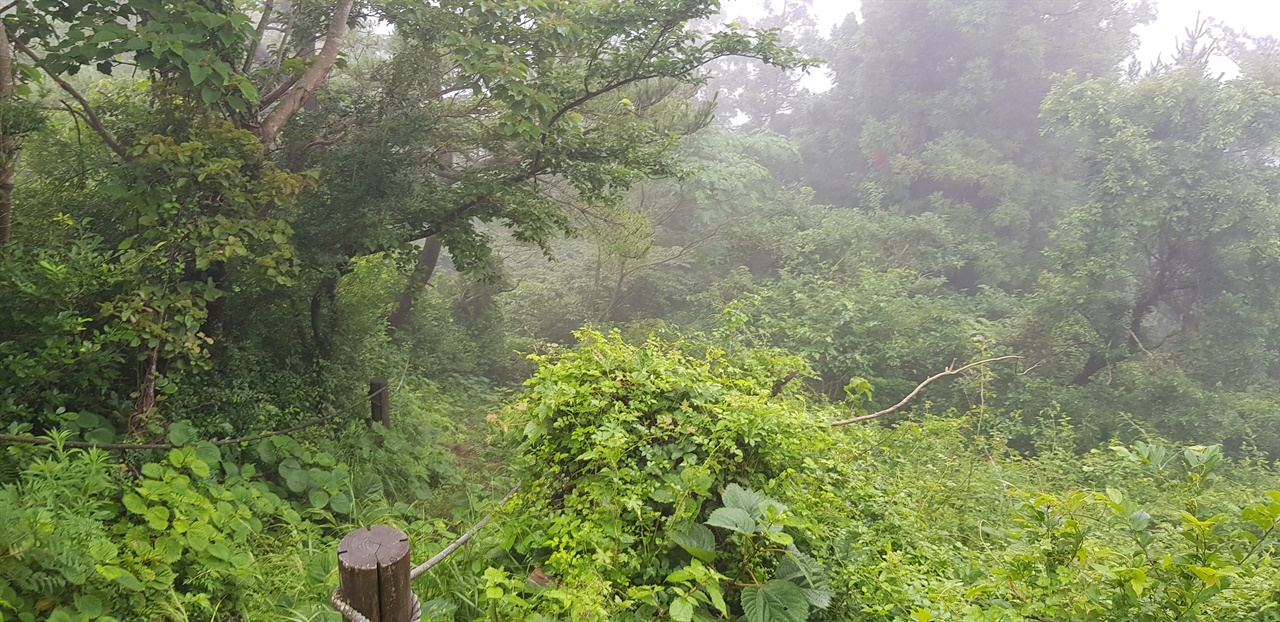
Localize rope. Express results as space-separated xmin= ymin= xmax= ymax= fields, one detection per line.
xmin=410 ymin=481 xmax=522 ymax=579
xmin=331 ymin=588 xmax=421 ymax=622
xmin=330 ymin=587 xmax=373 ymax=622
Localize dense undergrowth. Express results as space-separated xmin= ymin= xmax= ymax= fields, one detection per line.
xmin=5 ymin=0 xmax=1280 ymax=620
xmin=4 ymin=326 xmax=1277 ymax=621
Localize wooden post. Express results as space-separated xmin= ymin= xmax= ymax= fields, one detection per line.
xmin=336 ymin=525 xmax=413 ymax=622
xmin=369 ymin=378 xmax=390 ymax=429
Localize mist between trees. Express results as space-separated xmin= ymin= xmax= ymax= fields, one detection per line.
xmin=1 ymin=1 xmax=1279 ymax=620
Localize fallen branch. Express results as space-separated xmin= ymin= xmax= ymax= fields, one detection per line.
xmin=830 ymin=356 xmax=1023 ymax=427
xmin=410 ymin=481 xmax=522 ymax=579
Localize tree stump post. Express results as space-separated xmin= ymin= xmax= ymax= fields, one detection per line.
xmin=336 ymin=525 xmax=414 ymax=621
xmin=369 ymin=378 xmax=390 ymax=429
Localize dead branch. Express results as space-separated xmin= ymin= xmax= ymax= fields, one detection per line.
xmin=254 ymin=0 xmax=355 ymax=144
xmin=14 ymin=39 xmax=127 ymax=159
xmin=830 ymin=356 xmax=1023 ymax=426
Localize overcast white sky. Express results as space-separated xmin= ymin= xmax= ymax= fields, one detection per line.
xmin=722 ymin=0 xmax=1279 ymax=88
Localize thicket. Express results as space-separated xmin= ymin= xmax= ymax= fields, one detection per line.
xmin=2 ymin=0 xmax=1280 ymax=620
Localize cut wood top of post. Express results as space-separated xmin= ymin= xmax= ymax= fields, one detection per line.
xmin=337 ymin=525 xmax=410 ymax=569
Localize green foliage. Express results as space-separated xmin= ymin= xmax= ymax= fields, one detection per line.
xmin=0 ymin=434 xmax=289 ymax=620
xmin=490 ymin=329 xmax=835 ymax=620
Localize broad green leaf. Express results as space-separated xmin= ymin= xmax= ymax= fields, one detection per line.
xmin=670 ymin=597 xmax=694 ymax=622
xmin=145 ymin=506 xmax=170 ymax=530
xmin=74 ymin=594 xmax=105 ymax=617
xmin=706 ymin=507 xmax=755 ymax=534
xmin=741 ymin=580 xmax=809 ymax=622
xmin=669 ymin=522 xmax=717 ymax=562
xmin=329 ymin=491 xmax=353 ymax=514
xmin=722 ymin=483 xmax=770 ymax=516
xmin=122 ymin=493 xmax=147 ymax=515
xmin=776 ymin=552 xmax=832 ymax=608
xmin=167 ymin=422 xmax=196 ymax=446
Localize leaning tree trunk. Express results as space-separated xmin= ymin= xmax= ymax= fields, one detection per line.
xmin=0 ymin=23 xmax=18 ymax=246
xmin=388 ymin=236 xmax=442 ymax=333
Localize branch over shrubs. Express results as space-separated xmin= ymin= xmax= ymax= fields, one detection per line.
xmin=830 ymin=356 xmax=1023 ymax=426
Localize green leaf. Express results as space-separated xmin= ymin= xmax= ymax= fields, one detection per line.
xmin=706 ymin=507 xmax=755 ymax=534
xmin=670 ymin=597 xmax=695 ymax=622
xmin=279 ymin=459 xmax=309 ymax=492
xmin=741 ymin=580 xmax=809 ymax=622
xmin=167 ymin=422 xmax=196 ymax=446
xmin=194 ymin=442 xmax=221 ymax=466
xmin=145 ymin=506 xmax=170 ymax=530
xmin=74 ymin=594 xmax=105 ymax=617
xmin=190 ymin=459 xmax=210 ymax=478
xmin=122 ymin=493 xmax=147 ymax=515
xmin=208 ymin=541 xmax=232 ymax=561
xmin=670 ymin=522 xmax=717 ymax=562
xmin=97 ymin=565 xmax=144 ymax=591
xmin=308 ymin=489 xmax=330 ymax=508
xmin=722 ymin=483 xmax=769 ymax=515
xmin=236 ymin=77 xmax=260 ymax=104
xmin=707 ymin=580 xmax=728 ymax=616
xmin=329 ymin=491 xmax=352 ymax=514
xmin=190 ymin=64 xmax=211 ymax=86
xmin=777 ymin=552 xmax=832 ymax=608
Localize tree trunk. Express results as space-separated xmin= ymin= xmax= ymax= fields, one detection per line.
xmin=1074 ymin=289 xmax=1162 ymax=385
xmin=388 ymin=236 xmax=442 ymax=333
xmin=1073 ymin=352 xmax=1109 ymax=386
xmin=0 ymin=23 xmax=18 ymax=246
xmin=253 ymin=0 xmax=355 ymax=144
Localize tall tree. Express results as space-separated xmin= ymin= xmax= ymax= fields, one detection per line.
xmin=789 ymin=0 xmax=1152 ymax=288
xmin=1026 ymin=63 xmax=1280 ymax=387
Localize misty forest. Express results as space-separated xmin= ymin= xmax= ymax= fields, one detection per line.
xmin=4 ymin=0 xmax=1280 ymax=620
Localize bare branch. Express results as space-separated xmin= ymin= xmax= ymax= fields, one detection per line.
xmin=254 ymin=0 xmax=355 ymax=144
xmin=243 ymin=0 xmax=276 ymax=74
xmin=830 ymin=356 xmax=1023 ymax=426
xmin=14 ymin=39 xmax=127 ymax=159
xmin=258 ymin=74 xmax=300 ymax=109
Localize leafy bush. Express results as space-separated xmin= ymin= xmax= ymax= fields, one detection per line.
xmin=489 ymin=329 xmax=839 ymax=621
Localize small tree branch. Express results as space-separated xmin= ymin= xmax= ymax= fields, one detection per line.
xmin=13 ymin=39 xmax=128 ymax=159
xmin=830 ymin=356 xmax=1023 ymax=426
xmin=258 ymin=74 xmax=300 ymax=109
xmin=254 ymin=0 xmax=355 ymax=144
xmin=243 ymin=0 xmax=276 ymax=74
xmin=771 ymin=371 xmax=800 ymax=397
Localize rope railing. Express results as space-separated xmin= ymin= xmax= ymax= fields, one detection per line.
xmin=410 ymin=481 xmax=521 ymax=579
xmin=332 ymin=482 xmax=522 ymax=622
